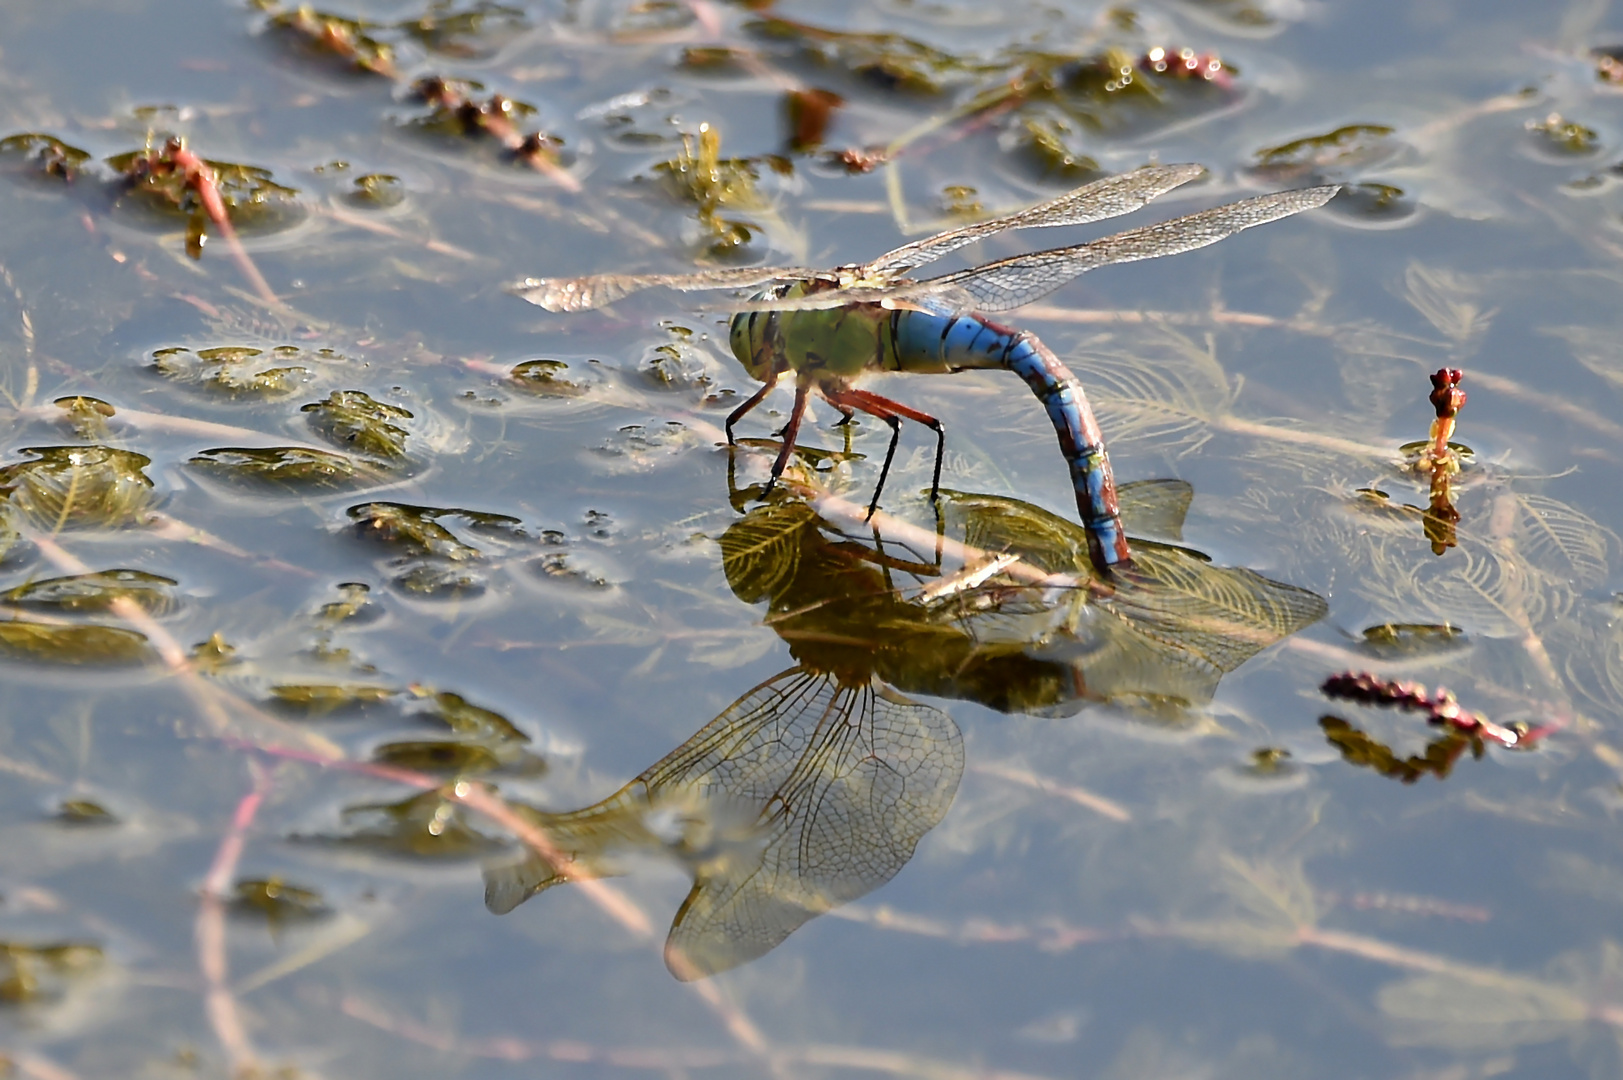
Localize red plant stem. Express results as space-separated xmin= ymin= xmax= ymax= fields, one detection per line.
xmin=164 ymin=141 xmax=282 ymax=308
xmin=1321 ymin=671 xmax=1547 ymax=748
xmin=196 ymin=760 xmax=273 ymax=1077
xmin=227 ymin=740 xmax=776 ymax=1059
xmin=1427 ymin=368 xmax=1465 ymax=462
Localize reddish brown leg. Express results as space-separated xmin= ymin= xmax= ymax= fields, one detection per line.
xmin=762 ymin=382 xmax=812 ymax=496
xmin=821 ymin=386 xmax=946 ymax=514
xmin=725 ymin=363 xmax=782 ymax=445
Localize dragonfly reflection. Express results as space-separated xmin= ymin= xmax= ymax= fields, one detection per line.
xmin=515 ymin=166 xmax=1337 ymax=573
xmin=483 ymin=472 xmax=1326 ymax=978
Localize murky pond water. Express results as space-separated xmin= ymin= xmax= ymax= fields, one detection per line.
xmin=3 ymin=0 xmax=1623 ymax=1077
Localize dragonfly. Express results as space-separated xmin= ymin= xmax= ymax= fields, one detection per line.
xmin=514 ymin=165 xmax=1339 ymax=574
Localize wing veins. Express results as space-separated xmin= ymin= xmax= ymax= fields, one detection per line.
xmin=862 ymin=163 xmax=1206 ymax=278
xmin=926 ymin=184 xmax=1342 ymax=312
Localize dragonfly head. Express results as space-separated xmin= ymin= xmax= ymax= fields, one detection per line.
xmin=728 ymin=305 xmax=778 ymax=381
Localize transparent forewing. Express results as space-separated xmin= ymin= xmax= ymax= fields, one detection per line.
xmin=653 ymin=668 xmax=964 ymax=979
xmin=701 ymin=280 xmax=978 ymax=315
xmin=863 ymin=163 xmax=1207 ymax=279
xmin=930 ymin=185 xmax=1341 ymax=313
xmin=511 ymin=265 xmax=827 ymax=312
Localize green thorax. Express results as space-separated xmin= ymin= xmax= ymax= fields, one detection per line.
xmin=728 ymin=279 xmax=901 ymax=385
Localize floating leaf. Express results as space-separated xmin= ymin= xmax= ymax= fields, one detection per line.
xmin=0 ymin=619 xmax=154 ymax=665
xmin=231 ymin=877 xmax=330 ymax=924
xmin=347 ymin=503 xmax=482 ymax=560
xmin=189 ymin=446 xmax=376 ymax=492
xmin=107 ymin=146 xmax=303 ymax=236
xmin=0 ymin=132 xmax=91 ymax=180
xmin=1173 ymin=0 xmax=1280 ymax=31
xmin=1525 ymin=112 xmax=1600 ymax=156
xmin=329 ymin=789 xmax=501 ymax=859
xmin=302 ymin=390 xmax=414 ymax=459
xmin=1007 ymin=113 xmax=1099 ymax=182
xmin=1358 ymin=622 xmax=1470 ymax=657
xmin=347 ymin=172 xmax=404 ymax=208
xmin=1254 ymin=123 xmax=1399 ymax=178
xmin=396 ymin=1 xmax=526 ymax=58
xmin=264 ymin=6 xmax=397 ymax=76
xmin=0 ymin=446 xmax=154 ymax=530
xmin=747 ymin=18 xmax=970 ymax=95
xmin=316 ymin=582 xmax=381 ymax=626
xmin=0 ymin=941 xmax=104 ymax=1004
xmin=52 ymin=396 xmax=116 ymax=440
xmin=371 ymin=740 xmax=501 ymax=774
xmin=191 ymin=632 xmax=239 ymax=672
xmin=639 ymin=334 xmax=716 ymax=392
xmin=528 ymin=551 xmax=613 ymax=590
xmin=3 ymin=569 xmax=178 ymax=615
xmin=55 ymin=799 xmax=117 ymax=825
xmin=268 ymin=683 xmax=398 ymax=716
xmin=151 ymin=345 xmax=317 ymax=398
xmin=348 ymin=503 xmax=524 ymax=599
xmin=392 ymin=562 xmax=485 ymax=598
xmin=593 ymin=421 xmax=703 ymax=473
xmin=510 ymin=358 xmax=594 ymax=398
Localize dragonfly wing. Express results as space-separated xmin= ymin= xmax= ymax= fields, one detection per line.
xmin=863 ymin=163 xmax=1207 ymax=279
xmin=932 ymin=184 xmax=1341 ymax=313
xmin=658 ymin=668 xmax=963 ymax=980
xmin=706 ymin=280 xmax=979 ymax=314
xmin=511 ymin=266 xmax=826 ymax=312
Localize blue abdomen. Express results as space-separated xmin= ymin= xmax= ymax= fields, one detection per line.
xmin=890 ymin=310 xmax=1132 ymax=571
xmin=889 ymin=310 xmax=1014 ymax=372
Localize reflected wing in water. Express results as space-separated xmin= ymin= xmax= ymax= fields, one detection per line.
xmin=657 ymin=668 xmax=963 ymax=979
xmin=942 ymin=486 xmax=1327 ymax=709
xmin=482 ymin=666 xmax=963 ymax=980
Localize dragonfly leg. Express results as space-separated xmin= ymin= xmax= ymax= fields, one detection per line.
xmin=724 ymin=364 xmax=782 ymax=446
xmin=822 ymin=387 xmax=946 ymax=506
xmin=865 ymin=414 xmax=902 ymax=520
xmin=763 ymin=382 xmax=812 ymax=497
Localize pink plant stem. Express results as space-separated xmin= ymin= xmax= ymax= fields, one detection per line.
xmin=28 ymin=533 xmax=341 ymax=759
xmin=1427 ymin=367 xmax=1465 ymax=463
xmin=228 ymin=744 xmax=777 ymax=1062
xmin=196 ymin=760 xmax=273 ymax=1077
xmin=166 ymin=143 xmax=282 ymax=309
xmin=13 ymin=1054 xmax=82 ymax=1080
